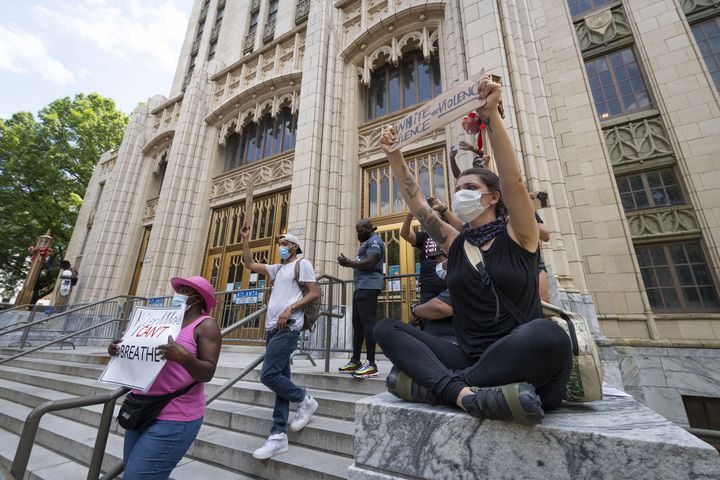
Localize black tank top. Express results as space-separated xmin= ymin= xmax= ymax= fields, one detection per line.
xmin=446 ymin=229 xmax=542 ymax=358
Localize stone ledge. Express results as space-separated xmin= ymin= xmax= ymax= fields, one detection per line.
xmin=349 ymin=388 xmax=720 ymax=480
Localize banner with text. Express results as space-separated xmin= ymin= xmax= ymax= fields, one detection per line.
xmin=389 ymin=71 xmax=486 ymax=152
xmin=99 ymin=306 xmax=184 ymax=390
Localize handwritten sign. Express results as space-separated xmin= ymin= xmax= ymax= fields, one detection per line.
xmin=389 ymin=71 xmax=486 ymax=152
xmin=234 ymin=289 xmax=260 ymax=305
xmin=99 ymin=306 xmax=184 ymax=390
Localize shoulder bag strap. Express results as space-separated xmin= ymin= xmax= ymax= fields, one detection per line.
xmin=463 ymin=241 xmax=529 ymax=325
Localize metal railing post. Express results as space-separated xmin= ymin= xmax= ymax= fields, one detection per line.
xmin=18 ymin=306 xmax=39 ymax=348
xmin=86 ymin=397 xmax=118 ymax=480
xmin=324 ymin=282 xmax=334 ymax=373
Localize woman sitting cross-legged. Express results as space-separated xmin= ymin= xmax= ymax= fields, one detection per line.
xmin=375 ymin=74 xmax=572 ymax=425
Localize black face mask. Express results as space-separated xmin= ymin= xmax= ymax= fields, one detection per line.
xmin=357 ymin=231 xmax=372 ymax=243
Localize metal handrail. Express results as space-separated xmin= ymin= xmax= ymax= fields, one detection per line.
xmin=0 ymin=316 xmax=122 ymax=366
xmin=0 ymin=296 xmax=145 ymax=338
xmin=11 ymin=387 xmax=129 ymax=480
xmin=0 ymin=303 xmax=35 ymax=315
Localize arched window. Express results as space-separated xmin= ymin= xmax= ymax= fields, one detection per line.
xmin=365 ymin=50 xmax=442 ymax=121
xmin=224 ymin=106 xmax=297 ymax=171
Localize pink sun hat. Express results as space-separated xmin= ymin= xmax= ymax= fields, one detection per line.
xmin=170 ymin=275 xmax=217 ymax=313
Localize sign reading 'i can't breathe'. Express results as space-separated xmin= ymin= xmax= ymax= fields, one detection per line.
xmin=99 ymin=306 xmax=184 ymax=391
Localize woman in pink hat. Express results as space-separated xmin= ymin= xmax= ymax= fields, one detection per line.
xmin=108 ymin=275 xmax=221 ymax=479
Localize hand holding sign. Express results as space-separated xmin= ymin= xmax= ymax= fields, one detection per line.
xmin=476 ymin=73 xmax=502 ymax=119
xmin=158 ymin=335 xmax=189 ymax=363
xmin=108 ymin=338 xmax=122 ymax=357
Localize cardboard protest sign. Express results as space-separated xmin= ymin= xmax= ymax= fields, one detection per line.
xmin=242 ymin=171 xmax=257 ymax=230
xmin=99 ymin=306 xmax=184 ymax=390
xmin=388 ymin=71 xmax=487 ymax=152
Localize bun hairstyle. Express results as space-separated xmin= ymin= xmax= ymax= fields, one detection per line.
xmin=458 ymin=167 xmax=507 ymax=218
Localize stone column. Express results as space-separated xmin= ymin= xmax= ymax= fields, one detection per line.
xmin=137 ymin=72 xmax=215 ymax=297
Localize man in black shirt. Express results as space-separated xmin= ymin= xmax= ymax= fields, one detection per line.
xmin=400 ymin=213 xmax=447 ymax=304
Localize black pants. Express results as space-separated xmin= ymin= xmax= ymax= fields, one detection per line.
xmin=374 ymin=317 xmax=572 ymax=410
xmin=351 ymin=289 xmax=381 ymax=364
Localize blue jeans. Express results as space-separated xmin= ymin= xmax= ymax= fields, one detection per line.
xmin=262 ymin=328 xmax=306 ymax=434
xmin=123 ymin=417 xmax=203 ymax=479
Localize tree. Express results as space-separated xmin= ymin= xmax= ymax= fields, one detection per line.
xmin=0 ymin=93 xmax=128 ymax=302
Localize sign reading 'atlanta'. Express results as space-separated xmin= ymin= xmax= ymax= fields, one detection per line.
xmin=388 ymin=70 xmax=488 ymax=152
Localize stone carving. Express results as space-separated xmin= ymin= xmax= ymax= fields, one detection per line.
xmin=366 ymin=0 xmax=389 ymax=27
xmin=99 ymin=157 xmax=116 ymax=177
xmin=680 ymin=0 xmax=718 ymax=16
xmin=358 ymin=110 xmax=408 ymax=156
xmin=217 ymin=89 xmax=298 ymax=144
xmin=263 ymin=18 xmax=276 ymax=44
xmin=210 ymin=153 xmax=294 ymax=202
xmin=359 ymin=27 xmax=438 ymax=85
xmin=143 ymin=197 xmax=159 ymax=224
xmin=210 ymin=23 xmax=221 ymax=42
xmin=295 ymin=0 xmax=310 ymax=24
xmin=250 ymin=0 xmax=261 ymax=12
xmin=575 ymin=5 xmax=631 ymax=53
xmin=342 ymin=0 xmax=362 ymax=39
xmin=244 ymin=31 xmax=256 ymax=54
xmin=604 ymin=116 xmax=674 ymax=168
xmin=627 ymin=206 xmax=701 ymax=239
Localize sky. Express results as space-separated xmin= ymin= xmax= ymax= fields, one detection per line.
xmin=0 ymin=0 xmax=195 ymax=119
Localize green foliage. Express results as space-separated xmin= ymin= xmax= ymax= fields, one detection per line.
xmin=0 ymin=93 xmax=128 ymax=301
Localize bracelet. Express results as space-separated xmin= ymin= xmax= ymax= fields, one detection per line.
xmin=438 ymin=207 xmax=448 ymax=214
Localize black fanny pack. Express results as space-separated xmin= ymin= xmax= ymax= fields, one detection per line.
xmin=117 ymin=382 xmax=198 ymax=430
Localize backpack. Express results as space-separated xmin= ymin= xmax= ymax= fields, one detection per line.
xmin=293 ymin=259 xmax=323 ymax=331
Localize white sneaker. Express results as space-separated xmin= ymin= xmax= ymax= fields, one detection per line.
xmin=289 ymin=394 xmax=318 ymax=432
xmin=252 ymin=433 xmax=288 ymax=460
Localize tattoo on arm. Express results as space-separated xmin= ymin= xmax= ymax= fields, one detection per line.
xmin=402 ymin=163 xmax=420 ymax=198
xmin=416 ymin=206 xmax=447 ymax=246
xmin=481 ymin=116 xmax=492 ymax=134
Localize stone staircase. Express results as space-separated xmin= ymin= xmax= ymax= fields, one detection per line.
xmin=0 ymin=347 xmax=386 ymax=479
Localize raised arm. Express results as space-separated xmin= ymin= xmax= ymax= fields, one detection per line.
xmin=380 ymin=132 xmax=458 ymax=253
xmin=240 ymin=225 xmax=268 ymax=275
xmin=476 ymin=76 xmax=538 ymax=252
xmin=400 ymin=213 xmax=417 ymax=245
xmin=448 ymin=146 xmax=461 ymax=179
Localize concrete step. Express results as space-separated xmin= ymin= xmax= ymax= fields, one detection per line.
xmin=0 ymin=347 xmax=109 ymax=365
xmin=0 ymin=364 xmax=367 ymax=421
xmin=0 ymin=428 xmax=89 ymax=480
xmin=0 ymin=377 xmax=354 ymax=457
xmin=0 ymin=350 xmax=387 ymax=396
xmin=0 ymin=397 xmax=351 ymax=480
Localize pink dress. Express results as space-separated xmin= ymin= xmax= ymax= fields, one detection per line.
xmin=132 ymin=315 xmax=209 ymax=421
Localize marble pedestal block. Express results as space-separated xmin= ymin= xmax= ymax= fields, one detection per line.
xmin=348 ymin=388 xmax=720 ymax=480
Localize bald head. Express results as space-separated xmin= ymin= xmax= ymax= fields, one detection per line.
xmin=356 ymin=218 xmax=374 ymax=230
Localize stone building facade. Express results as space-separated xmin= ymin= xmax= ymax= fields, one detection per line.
xmin=64 ymin=0 xmax=720 ymax=433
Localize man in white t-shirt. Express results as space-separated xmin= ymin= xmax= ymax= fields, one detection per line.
xmin=240 ymin=226 xmax=321 ymax=460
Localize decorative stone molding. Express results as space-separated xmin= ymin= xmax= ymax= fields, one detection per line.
xmin=263 ymin=18 xmax=276 ymax=44
xmin=680 ymin=0 xmax=719 ymax=17
xmin=295 ymin=0 xmax=310 ymax=24
xmin=250 ymin=0 xmax=261 ymax=12
xmin=143 ymin=197 xmax=159 ymax=224
xmin=626 ymin=206 xmax=701 ymax=240
xmin=210 ymin=23 xmax=221 ymax=42
xmin=87 ymin=208 xmax=97 ymax=228
xmin=98 ymin=156 xmax=117 ymax=177
xmin=358 ymin=108 xmax=443 ymax=159
xmin=358 ymin=27 xmax=438 ymax=85
xmin=151 ymin=97 xmax=182 ymax=135
xmin=216 ymin=89 xmax=299 ymax=145
xmin=603 ymin=116 xmax=674 ymax=170
xmin=341 ymin=0 xmax=438 ymax=44
xmin=244 ymin=31 xmax=256 ymax=54
xmin=575 ymin=5 xmax=631 ymax=54
xmin=210 ymin=151 xmax=294 ymax=203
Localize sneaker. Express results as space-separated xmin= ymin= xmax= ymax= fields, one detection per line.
xmin=351 ymin=363 xmax=379 ymax=378
xmin=338 ymin=360 xmax=361 ymax=373
xmin=252 ymin=433 xmax=289 ymax=460
xmin=290 ymin=394 xmax=318 ymax=432
xmin=386 ymin=366 xmax=437 ymax=404
xmin=461 ymin=382 xmax=544 ymax=426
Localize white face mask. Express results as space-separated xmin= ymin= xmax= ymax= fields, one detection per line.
xmin=171 ymin=293 xmax=199 ymax=312
xmin=452 ymin=189 xmax=492 ymax=223
xmin=435 ymin=262 xmax=447 ymax=279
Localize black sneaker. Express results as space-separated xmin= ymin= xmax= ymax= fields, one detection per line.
xmin=461 ymin=382 xmax=544 ymax=426
xmin=386 ymin=366 xmax=438 ymax=404
xmin=338 ymin=360 xmax=361 ymax=373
